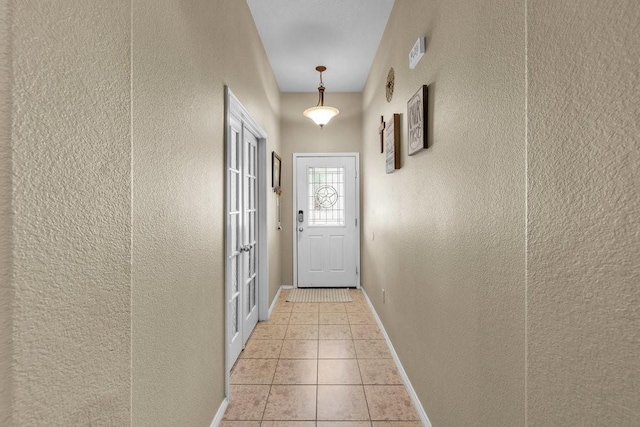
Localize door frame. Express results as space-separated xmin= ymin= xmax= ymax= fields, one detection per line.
xmin=292 ymin=152 xmax=360 ymax=289
xmin=224 ymin=87 xmax=269 ymax=397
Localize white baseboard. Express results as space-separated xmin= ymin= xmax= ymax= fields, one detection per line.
xmin=209 ymin=397 xmax=229 ymax=427
xmin=268 ymin=285 xmax=293 ymax=316
xmin=361 ymin=288 xmax=432 ymax=427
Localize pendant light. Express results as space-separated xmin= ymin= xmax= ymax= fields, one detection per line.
xmin=303 ymin=66 xmax=339 ymax=128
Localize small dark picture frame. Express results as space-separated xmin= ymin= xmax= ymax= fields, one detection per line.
xmin=385 ymin=113 xmax=401 ymax=174
xmin=407 ymin=85 xmax=428 ymax=155
xmin=272 ymin=151 xmax=282 ymax=190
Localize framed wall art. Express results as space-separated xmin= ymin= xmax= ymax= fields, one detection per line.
xmin=407 ymin=85 xmax=428 ymax=155
xmin=272 ymin=151 xmax=281 ymax=190
xmin=385 ymin=113 xmax=401 ymax=174
xmin=378 ymin=116 xmax=385 ymax=153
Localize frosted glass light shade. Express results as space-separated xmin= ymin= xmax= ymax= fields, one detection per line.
xmin=303 ymin=106 xmax=340 ymax=127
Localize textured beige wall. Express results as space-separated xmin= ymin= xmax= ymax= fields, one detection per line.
xmin=7 ymin=1 xmax=131 ymax=425
xmin=527 ymin=1 xmax=640 ymax=425
xmin=361 ymin=1 xmax=525 ymax=425
xmin=2 ymin=1 xmax=636 ymax=426
xmin=132 ymin=1 xmax=281 ymax=425
xmin=1 ymin=1 xmax=280 ymax=424
xmin=0 ymin=0 xmax=12 ymax=424
xmin=280 ymin=93 xmax=362 ymax=286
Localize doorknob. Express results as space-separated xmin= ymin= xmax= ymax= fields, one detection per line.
xmin=298 ymin=227 xmax=304 ymax=232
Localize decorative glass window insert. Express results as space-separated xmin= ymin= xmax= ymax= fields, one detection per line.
xmin=307 ymin=167 xmax=345 ymax=226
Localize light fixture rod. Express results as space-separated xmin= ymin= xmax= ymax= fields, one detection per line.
xmin=317 ymin=85 xmax=325 ymax=107
xmin=316 ymin=65 xmax=326 ymax=107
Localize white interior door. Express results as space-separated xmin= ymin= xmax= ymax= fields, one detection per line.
xmin=294 ymin=154 xmax=360 ymax=288
xmin=226 ymin=116 xmax=260 ymax=368
xmin=241 ymin=130 xmax=259 ymax=343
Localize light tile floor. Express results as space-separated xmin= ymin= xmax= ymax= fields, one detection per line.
xmin=222 ymin=289 xmax=422 ymax=426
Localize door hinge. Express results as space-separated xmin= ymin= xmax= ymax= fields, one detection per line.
xmin=356 ymin=266 xmax=359 ymax=275
xmin=355 ymin=218 xmax=358 ymax=227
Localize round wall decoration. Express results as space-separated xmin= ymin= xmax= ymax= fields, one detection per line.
xmin=385 ymin=67 xmax=395 ymax=102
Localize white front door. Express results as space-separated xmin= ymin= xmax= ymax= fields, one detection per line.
xmin=226 ymin=113 xmax=260 ymax=368
xmin=294 ymin=154 xmax=360 ymax=288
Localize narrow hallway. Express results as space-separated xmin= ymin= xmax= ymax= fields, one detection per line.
xmin=222 ymin=289 xmax=421 ymax=425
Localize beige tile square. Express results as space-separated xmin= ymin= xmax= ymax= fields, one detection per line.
xmin=251 ymin=324 xmax=288 ymax=340
xmin=318 ymin=340 xmax=356 ymax=359
xmin=348 ymin=292 xmax=367 ymax=304
xmin=319 ymin=312 xmax=349 ymax=325
xmin=364 ymin=386 xmax=419 ymax=421
xmin=354 ymin=340 xmax=391 ymax=359
xmin=353 ymin=299 xmax=371 ymax=313
xmin=264 ymin=312 xmax=291 ymax=324
xmin=272 ymin=302 xmax=294 ymax=313
xmin=347 ymin=312 xmax=376 ymax=325
xmin=262 ymin=385 xmax=317 ymax=421
xmin=240 ymin=339 xmax=283 ymax=359
xmin=352 ymin=295 xmax=367 ymax=302
xmin=318 ymin=303 xmax=347 ymax=312
xmin=319 ymin=325 xmax=352 ymax=340
xmin=289 ymin=311 xmax=319 ymax=324
xmin=262 ymin=422 xmax=316 ymax=427
xmin=231 ymin=359 xmax=277 ymax=384
xmin=345 ymin=303 xmax=369 ymax=313
xmin=371 ymin=423 xmax=422 ymax=427
xmin=292 ymin=303 xmax=320 ymax=312
xmin=220 ymin=422 xmax=261 ymax=427
xmin=285 ymin=324 xmax=319 ymax=340
xmin=318 ymin=359 xmax=362 ymax=385
xmin=350 ymin=325 xmax=384 ymax=340
xmin=317 ymin=423 xmax=372 ymax=427
xmin=358 ymin=359 xmax=403 ymax=385
xmin=222 ymin=385 xmax=270 ymax=420
xmin=317 ymin=385 xmax=370 ymax=421
xmin=273 ymin=359 xmax=318 ymax=384
xmin=280 ymin=340 xmax=318 ymax=359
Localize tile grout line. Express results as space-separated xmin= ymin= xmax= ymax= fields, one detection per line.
xmin=315 ymin=320 xmax=319 ymax=422
xmin=354 ymin=335 xmax=374 ymax=424
xmin=350 ymin=316 xmax=374 ymax=425
xmin=261 ymin=296 xmax=288 ymax=423
xmin=260 ymin=383 xmax=271 ymax=423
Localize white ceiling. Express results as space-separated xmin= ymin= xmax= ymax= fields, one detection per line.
xmin=247 ymin=0 xmax=395 ymax=92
